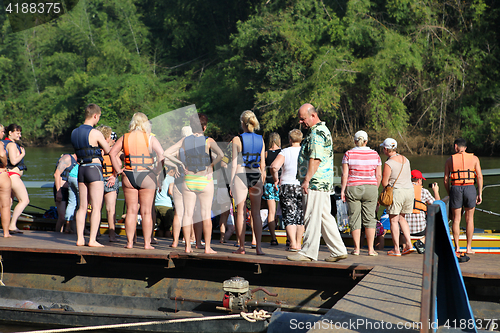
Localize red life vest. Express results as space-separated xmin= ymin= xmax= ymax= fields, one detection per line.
xmin=450 ymin=152 xmax=476 ymax=186
xmin=123 ymin=132 xmax=155 ymax=171
xmin=412 ymin=184 xmax=427 ymax=214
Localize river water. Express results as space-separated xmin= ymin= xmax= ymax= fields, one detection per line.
xmin=20 ymin=146 xmax=500 ymax=230
xmin=0 ymin=146 xmax=498 ymax=332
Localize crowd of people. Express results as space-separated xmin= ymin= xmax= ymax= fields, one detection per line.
xmin=0 ymin=103 xmax=484 ymax=260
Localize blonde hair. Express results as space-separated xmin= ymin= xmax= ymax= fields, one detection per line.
xmin=181 ymin=126 xmax=193 ymax=137
xmin=267 ymin=132 xmax=281 ymax=149
xmin=355 ymin=138 xmax=367 ymax=147
xmin=240 ymin=110 xmax=260 ymax=132
xmin=289 ymin=129 xmax=303 ymax=143
xmin=129 ymin=112 xmax=151 ymax=132
xmin=96 ymin=125 xmax=112 ymax=139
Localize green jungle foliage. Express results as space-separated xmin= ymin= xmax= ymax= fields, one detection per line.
xmin=0 ymin=0 xmax=499 ymax=154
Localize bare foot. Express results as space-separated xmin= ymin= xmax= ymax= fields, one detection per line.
xmin=256 ymin=248 xmax=265 ymax=255
xmin=124 ymin=243 xmax=134 ymax=249
xmin=184 ymin=249 xmax=193 ymax=253
xmin=88 ymin=241 xmax=105 ymax=247
xmin=169 ymin=242 xmax=178 ymax=248
xmin=3 ymin=233 xmax=12 ymax=238
xmin=144 ymin=245 xmax=155 ymax=250
xmin=466 ymin=250 xmax=475 ymax=254
xmin=109 ymin=237 xmax=118 ymax=242
xmin=205 ymin=248 xmax=217 ymax=254
xmin=233 ymin=248 xmax=245 ymax=254
xmin=76 ymin=239 xmax=85 ymax=246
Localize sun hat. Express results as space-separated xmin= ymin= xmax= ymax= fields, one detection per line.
xmin=354 ymin=130 xmax=368 ymax=142
xmin=380 ymin=138 xmax=397 ymax=149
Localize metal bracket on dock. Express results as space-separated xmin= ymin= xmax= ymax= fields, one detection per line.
xmin=351 ymin=269 xmax=366 ymax=280
xmin=255 ymin=263 xmax=262 ymax=275
xmin=166 ymin=259 xmax=175 ymax=269
xmin=78 ymin=255 xmax=87 ymax=265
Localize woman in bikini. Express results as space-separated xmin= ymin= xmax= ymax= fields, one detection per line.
xmin=109 ymin=113 xmax=164 ymax=249
xmin=3 ymin=124 xmax=29 ymax=234
xmin=0 ymin=127 xmax=12 ymax=238
xmin=164 ymin=114 xmax=223 ymax=254
xmin=231 ymin=111 xmax=266 ymax=255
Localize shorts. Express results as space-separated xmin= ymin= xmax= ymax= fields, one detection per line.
xmin=387 ymin=187 xmax=414 ymax=215
xmin=104 ymin=176 xmax=120 ymax=194
xmin=450 ymin=185 xmax=477 ymax=209
xmin=155 ymin=205 xmax=174 ymax=231
xmin=78 ymin=163 xmax=103 ymax=183
xmin=279 ymin=184 xmax=303 ymax=227
xmin=53 ymin=185 xmax=69 ymax=202
xmin=345 ymin=184 xmax=378 ymax=230
xmin=262 ymin=183 xmax=279 ymax=201
xmin=410 ymin=229 xmax=426 ymax=237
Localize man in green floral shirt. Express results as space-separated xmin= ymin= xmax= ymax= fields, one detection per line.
xmin=288 ymin=103 xmax=348 ymax=262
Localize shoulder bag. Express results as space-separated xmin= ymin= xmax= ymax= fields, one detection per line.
xmin=378 ymin=155 xmax=405 ymax=206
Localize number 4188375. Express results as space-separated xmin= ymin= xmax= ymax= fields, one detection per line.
xmin=5 ymin=2 xmax=61 ymax=14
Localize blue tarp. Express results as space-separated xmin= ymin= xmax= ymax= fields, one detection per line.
xmin=434 ymin=200 xmax=477 ymax=333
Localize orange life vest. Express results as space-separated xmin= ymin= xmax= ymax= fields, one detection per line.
xmin=102 ymin=154 xmax=114 ymax=178
xmin=450 ymin=152 xmax=476 ymax=186
xmin=123 ymin=132 xmax=155 ymax=171
xmin=412 ymin=184 xmax=427 ymax=214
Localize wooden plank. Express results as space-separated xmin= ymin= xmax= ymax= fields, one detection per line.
xmin=0 ymin=231 xmax=498 ymax=277
xmin=308 ymin=266 xmax=422 ymax=333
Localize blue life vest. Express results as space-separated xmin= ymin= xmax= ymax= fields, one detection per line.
xmin=184 ymin=135 xmax=211 ymax=172
xmin=55 ymin=154 xmax=77 ymax=181
xmin=71 ymin=124 xmax=103 ymax=164
xmin=2 ymin=139 xmax=27 ymax=171
xmin=240 ymin=132 xmax=263 ymax=168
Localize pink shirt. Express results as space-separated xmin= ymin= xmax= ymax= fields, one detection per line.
xmin=342 ymin=147 xmax=381 ymax=186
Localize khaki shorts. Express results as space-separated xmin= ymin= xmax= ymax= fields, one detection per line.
xmin=388 ymin=187 xmax=414 ymax=215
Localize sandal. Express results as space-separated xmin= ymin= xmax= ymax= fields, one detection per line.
xmin=401 ymin=247 xmax=414 ymax=255
xmin=270 ymin=239 xmax=279 ymax=246
xmin=387 ymin=250 xmax=401 ymax=257
xmin=350 ymin=250 xmax=360 ymax=256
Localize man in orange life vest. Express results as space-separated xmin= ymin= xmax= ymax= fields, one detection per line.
xmin=444 ymin=138 xmax=483 ymax=254
xmin=404 ymin=170 xmax=440 ymax=253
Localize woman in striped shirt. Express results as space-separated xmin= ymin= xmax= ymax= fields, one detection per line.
xmin=341 ymin=131 xmax=382 ymax=256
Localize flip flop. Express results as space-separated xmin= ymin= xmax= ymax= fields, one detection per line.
xmin=368 ymin=252 xmax=378 ymax=256
xmin=350 ymin=250 xmax=359 ymax=256
xmin=387 ymin=250 xmax=401 ymax=256
xmin=9 ymin=229 xmax=23 ymax=234
xmin=401 ymin=248 xmax=414 ymax=255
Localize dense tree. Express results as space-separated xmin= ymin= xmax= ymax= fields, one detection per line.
xmin=0 ymin=0 xmax=499 ymax=154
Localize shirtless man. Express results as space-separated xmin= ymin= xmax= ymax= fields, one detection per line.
xmin=71 ymin=104 xmax=110 ymax=247
xmin=444 ymin=138 xmax=483 ymax=254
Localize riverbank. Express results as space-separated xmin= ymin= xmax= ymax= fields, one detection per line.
xmin=332 ymin=131 xmax=463 ymax=156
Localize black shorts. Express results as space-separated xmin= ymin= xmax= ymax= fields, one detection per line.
xmin=410 ymin=229 xmax=426 ymax=237
xmin=78 ymin=163 xmax=103 ymax=183
xmin=53 ymin=185 xmax=69 ymax=202
xmin=450 ymin=185 xmax=477 ymax=209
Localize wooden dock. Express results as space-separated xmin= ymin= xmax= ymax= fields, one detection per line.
xmin=0 ymin=231 xmax=499 ymax=332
